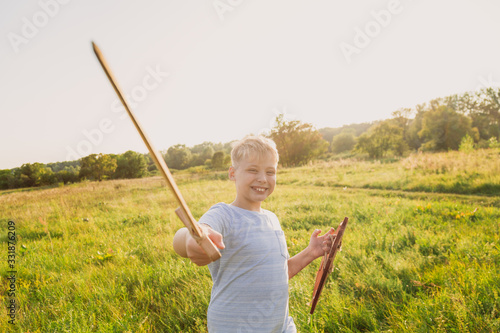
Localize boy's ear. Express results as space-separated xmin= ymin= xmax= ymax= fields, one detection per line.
xmin=228 ymin=166 xmax=236 ymax=181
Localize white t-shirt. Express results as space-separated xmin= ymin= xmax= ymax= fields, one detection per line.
xmin=200 ymin=203 xmax=297 ymax=333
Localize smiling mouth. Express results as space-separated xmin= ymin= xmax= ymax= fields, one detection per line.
xmin=252 ymin=186 xmax=267 ymax=193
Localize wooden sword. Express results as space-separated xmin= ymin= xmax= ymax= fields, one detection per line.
xmin=92 ymin=42 xmax=221 ymax=262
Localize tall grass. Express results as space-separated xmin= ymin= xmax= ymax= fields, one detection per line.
xmin=278 ymin=148 xmax=500 ymax=196
xmin=1 ymin=150 xmax=499 ymax=332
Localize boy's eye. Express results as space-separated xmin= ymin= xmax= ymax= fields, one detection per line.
xmin=267 ymin=171 xmax=275 ymax=176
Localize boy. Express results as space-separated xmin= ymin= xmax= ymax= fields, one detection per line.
xmin=173 ymin=135 xmax=335 ymax=332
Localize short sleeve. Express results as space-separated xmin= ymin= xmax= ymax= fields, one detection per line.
xmin=198 ymin=203 xmax=230 ymax=236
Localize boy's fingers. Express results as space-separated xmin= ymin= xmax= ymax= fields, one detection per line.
xmin=208 ymin=229 xmax=225 ymax=249
xmin=312 ymin=229 xmax=322 ymax=237
xmin=319 ymin=228 xmax=335 ymax=238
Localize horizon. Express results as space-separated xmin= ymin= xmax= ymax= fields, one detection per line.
xmin=2 ymin=1 xmax=500 ymax=169
xmin=3 ymin=116 xmax=385 ymax=169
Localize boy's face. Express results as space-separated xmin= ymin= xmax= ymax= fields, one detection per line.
xmin=229 ymin=152 xmax=277 ymax=211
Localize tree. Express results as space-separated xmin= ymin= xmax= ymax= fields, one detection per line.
xmin=189 ymin=142 xmax=216 ymax=167
xmin=55 ymin=166 xmax=79 ymax=184
xmin=143 ymin=153 xmax=158 ymax=172
xmin=114 ymin=151 xmax=147 ymax=179
xmin=319 ymin=122 xmax=374 ymax=143
xmin=459 ymin=134 xmax=475 ymax=153
xmin=191 ymin=142 xmax=216 ymax=160
xmin=79 ymin=154 xmax=117 ymax=181
xmin=268 ymin=114 xmax=329 ymax=167
xmin=488 ymin=136 xmax=500 ymax=148
xmin=391 ymin=108 xmax=413 ymax=144
xmin=418 ymin=105 xmax=473 ymax=151
xmin=354 ymin=121 xmax=406 ymax=158
xmin=46 ymin=160 xmax=80 ymax=173
xmin=473 ymin=88 xmax=500 ymax=140
xmin=15 ymin=163 xmax=55 ymax=187
xmin=211 ymin=151 xmax=226 ymax=169
xmin=165 ymin=144 xmax=192 ymax=170
xmin=406 ymin=106 xmax=425 ymax=151
xmin=438 ymin=88 xmax=499 ymax=141
xmin=0 ymin=170 xmax=15 ymax=189
xmin=56 ymin=170 xmax=78 ymax=184
xmin=330 ymin=132 xmax=356 ymax=154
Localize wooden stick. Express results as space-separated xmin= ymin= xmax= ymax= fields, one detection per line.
xmin=92 ymin=42 xmax=221 ymax=262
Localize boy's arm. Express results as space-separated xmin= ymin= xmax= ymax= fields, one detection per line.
xmin=288 ymin=228 xmax=335 ymax=279
xmin=173 ymin=225 xmax=225 ymax=266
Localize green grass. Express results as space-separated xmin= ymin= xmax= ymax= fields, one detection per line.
xmin=279 ymin=148 xmax=500 ymax=196
xmin=1 ymin=150 xmax=499 ymax=332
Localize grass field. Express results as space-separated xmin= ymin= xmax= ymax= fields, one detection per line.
xmin=1 ymin=149 xmax=499 ymax=332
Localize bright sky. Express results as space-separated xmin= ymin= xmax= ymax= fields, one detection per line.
xmin=1 ymin=0 xmax=499 ymax=169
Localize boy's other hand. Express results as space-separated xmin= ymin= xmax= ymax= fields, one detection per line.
xmin=186 ymin=224 xmax=225 ymax=266
xmin=307 ymin=227 xmax=336 ymax=259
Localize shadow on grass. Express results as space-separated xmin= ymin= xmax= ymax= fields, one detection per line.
xmin=0 ymin=183 xmax=65 ymax=196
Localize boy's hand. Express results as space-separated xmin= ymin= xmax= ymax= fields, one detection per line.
xmin=307 ymin=228 xmax=336 ymax=259
xmin=288 ymin=227 xmax=336 ymax=279
xmin=186 ymin=224 xmax=225 ymax=266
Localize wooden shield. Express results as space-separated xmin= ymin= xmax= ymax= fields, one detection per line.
xmin=310 ymin=217 xmax=348 ymax=314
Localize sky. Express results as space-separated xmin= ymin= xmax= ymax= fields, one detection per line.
xmin=1 ymin=0 xmax=500 ymax=169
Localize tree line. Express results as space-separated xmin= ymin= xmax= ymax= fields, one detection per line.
xmin=1 ymin=87 xmax=498 ymax=190
xmin=0 ymin=142 xmax=233 ymax=190
xmin=327 ymin=87 xmax=500 ymax=158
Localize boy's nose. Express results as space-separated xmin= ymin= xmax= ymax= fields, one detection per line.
xmin=256 ymin=172 xmax=267 ymax=182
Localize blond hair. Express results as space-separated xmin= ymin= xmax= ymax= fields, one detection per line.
xmin=231 ymin=135 xmax=279 ymax=168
